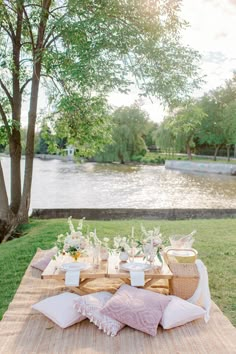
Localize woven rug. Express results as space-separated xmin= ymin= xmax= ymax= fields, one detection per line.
xmin=0 ymin=250 xmax=235 ymax=354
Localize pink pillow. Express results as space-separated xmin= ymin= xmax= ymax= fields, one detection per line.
xmin=32 ymin=292 xmax=86 ymax=328
xmin=101 ymin=284 xmax=171 ymax=336
xmin=31 ymin=247 xmax=57 ymax=271
xmin=160 ymin=295 xmax=206 ymax=329
xmin=74 ymin=291 xmax=125 ymax=336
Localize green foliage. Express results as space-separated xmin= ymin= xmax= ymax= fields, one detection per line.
xmin=0 ymin=218 xmax=236 ymax=326
xmin=52 ymin=94 xmax=112 ymax=157
xmin=95 ymin=104 xmax=150 ymax=163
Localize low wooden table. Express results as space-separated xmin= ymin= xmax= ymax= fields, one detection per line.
xmin=42 ymin=254 xmax=173 ymax=295
xmin=42 ymin=254 xmax=108 ymax=295
xmin=108 ymin=255 xmax=172 ymax=292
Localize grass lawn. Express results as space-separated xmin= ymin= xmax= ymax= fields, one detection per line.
xmin=0 ymin=218 xmax=235 ymax=326
xmin=147 ymin=152 xmax=236 ymax=164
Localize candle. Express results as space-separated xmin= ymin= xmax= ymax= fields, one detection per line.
xmin=131 ymin=226 xmax=134 ymax=239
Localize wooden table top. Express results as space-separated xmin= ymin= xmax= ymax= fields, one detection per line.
xmin=42 ymin=254 xmax=172 ymax=280
xmin=107 ymin=255 xmax=172 ymax=279
xmin=41 ymin=254 xmax=108 ymax=280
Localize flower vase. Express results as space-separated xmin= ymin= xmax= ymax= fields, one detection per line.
xmin=71 ymin=251 xmax=81 ymax=261
xmin=100 ymin=247 xmax=109 ymax=261
xmin=119 ymin=251 xmax=129 ymax=262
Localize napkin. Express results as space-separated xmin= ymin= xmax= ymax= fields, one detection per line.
xmin=65 ymin=270 xmax=80 ymax=287
xmin=130 ymin=271 xmax=145 ymax=287
xmin=187 ymin=259 xmax=211 ymax=322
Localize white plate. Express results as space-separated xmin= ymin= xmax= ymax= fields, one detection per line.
xmin=60 ymin=262 xmax=91 ymax=272
xmin=120 ymin=262 xmax=151 ymax=272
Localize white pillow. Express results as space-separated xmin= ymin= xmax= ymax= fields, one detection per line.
xmin=32 ymin=292 xmax=86 ymax=328
xmin=160 ymin=295 xmax=206 ymax=329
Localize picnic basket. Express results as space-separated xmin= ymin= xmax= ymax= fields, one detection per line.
xmin=168 ymin=262 xmax=199 ymax=299
xmin=163 ymin=247 xmax=198 ymax=264
xmin=163 ymin=247 xmax=199 ymax=299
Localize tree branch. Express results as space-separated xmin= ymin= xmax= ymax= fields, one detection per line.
xmin=0 ymin=24 xmax=14 ymax=39
xmin=20 ymin=78 xmax=32 ymax=94
xmin=0 ymin=103 xmax=11 ymax=138
xmin=1 ymin=2 xmax=15 ymax=38
xmin=49 ymin=5 xmax=67 ymax=15
xmin=45 ymin=33 xmax=61 ymax=48
xmin=43 ymin=12 xmax=68 ymax=48
xmin=41 ymin=74 xmax=61 ymax=93
xmin=22 ymin=4 xmax=35 ymax=51
xmin=0 ymin=79 xmax=13 ymax=107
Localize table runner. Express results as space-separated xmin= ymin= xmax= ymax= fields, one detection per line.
xmin=0 ymin=250 xmax=235 ymax=354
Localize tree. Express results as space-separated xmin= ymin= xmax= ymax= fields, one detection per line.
xmin=0 ymin=0 xmax=201 ymax=241
xmin=197 ymin=76 xmax=236 ymax=160
xmin=152 ymin=117 xmax=176 ymax=155
xmin=114 ymin=105 xmax=149 ymax=163
xmin=167 ymin=102 xmax=206 ymax=159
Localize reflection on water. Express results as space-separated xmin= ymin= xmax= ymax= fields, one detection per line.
xmin=1 ymin=156 xmax=236 ymax=209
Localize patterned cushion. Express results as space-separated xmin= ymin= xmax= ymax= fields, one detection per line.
xmin=101 ymin=284 xmax=171 ymax=336
xmin=73 ymin=291 xmax=125 ymax=336
xmin=32 ymin=292 xmax=86 ymax=328
xmin=160 ymin=295 xmax=206 ymax=329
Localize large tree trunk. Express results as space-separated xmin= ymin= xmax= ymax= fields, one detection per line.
xmin=18 ymin=72 xmax=41 ymax=222
xmin=18 ymin=0 xmax=51 ymax=222
xmin=0 ymin=161 xmax=10 ymax=221
xmin=0 ymin=0 xmax=52 ymax=241
xmin=10 ymin=5 xmax=23 ymax=214
xmin=9 ymin=130 xmax=22 ymax=214
xmin=0 ymin=161 xmax=16 ymax=242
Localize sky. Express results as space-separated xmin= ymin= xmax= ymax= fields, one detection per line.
xmin=109 ymin=0 xmax=236 ymax=122
xmin=30 ymin=0 xmax=236 ymax=125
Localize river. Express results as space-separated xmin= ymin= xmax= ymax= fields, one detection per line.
xmin=1 ymin=156 xmax=236 ymax=210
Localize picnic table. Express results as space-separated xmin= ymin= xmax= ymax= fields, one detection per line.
xmin=42 ymin=253 xmax=172 ymax=295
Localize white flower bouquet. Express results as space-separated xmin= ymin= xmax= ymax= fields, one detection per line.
xmin=55 ymin=217 xmax=89 ymax=259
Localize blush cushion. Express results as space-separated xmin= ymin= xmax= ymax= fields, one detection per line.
xmin=160 ymin=295 xmax=206 ymax=329
xmin=73 ymin=291 xmax=125 ymax=336
xmin=101 ymin=284 xmax=171 ymax=336
xmin=31 ymin=247 xmax=57 ymax=271
xmin=32 ymin=292 xmax=86 ymax=328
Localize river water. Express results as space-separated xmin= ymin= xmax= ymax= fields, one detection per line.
xmin=1 ymin=156 xmax=236 ymax=210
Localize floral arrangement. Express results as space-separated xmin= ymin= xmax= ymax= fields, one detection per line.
xmin=136 ymin=225 xmax=164 ymax=263
xmin=55 ymin=217 xmax=89 ymax=259
xmin=113 ymin=236 xmax=130 ymax=253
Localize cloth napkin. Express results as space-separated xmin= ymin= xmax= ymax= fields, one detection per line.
xmin=130 ymin=271 xmax=145 ymax=286
xmin=187 ymin=259 xmax=211 ymax=322
xmin=65 ymin=270 xmax=80 ymax=287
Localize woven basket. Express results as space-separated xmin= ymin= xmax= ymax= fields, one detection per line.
xmin=169 ymin=263 xmax=199 ymax=300
xmin=163 ymin=247 xmax=198 ymax=264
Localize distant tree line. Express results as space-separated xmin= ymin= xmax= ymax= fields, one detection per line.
xmin=1 ymin=75 xmax=236 ymax=163
xmin=155 ymin=75 xmax=236 ymax=161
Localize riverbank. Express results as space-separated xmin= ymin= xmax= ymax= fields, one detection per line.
xmin=165 ymin=160 xmax=236 ymax=176
xmin=31 ymin=208 xmax=236 ymax=220
xmin=0 ymin=218 xmax=235 ymax=326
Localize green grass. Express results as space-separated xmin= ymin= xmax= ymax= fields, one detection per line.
xmin=146 ymin=151 xmax=236 ymax=164
xmin=0 ymin=218 xmax=236 ymax=326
